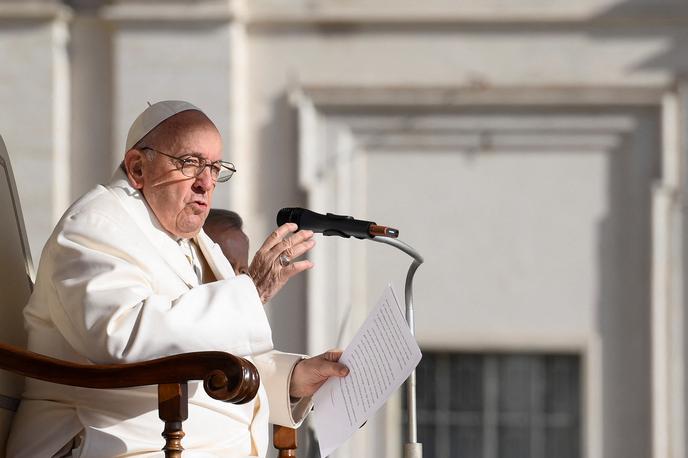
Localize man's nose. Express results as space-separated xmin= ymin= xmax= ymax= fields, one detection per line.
xmin=193 ymin=166 xmax=215 ymax=191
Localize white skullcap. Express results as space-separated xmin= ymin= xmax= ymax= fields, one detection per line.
xmin=125 ymin=100 xmax=203 ymax=151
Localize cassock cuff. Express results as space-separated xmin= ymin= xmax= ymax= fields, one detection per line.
xmin=254 ymin=351 xmax=312 ymax=427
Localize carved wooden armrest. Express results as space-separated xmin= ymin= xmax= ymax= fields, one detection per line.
xmin=0 ymin=342 xmax=260 ymax=457
xmin=0 ymin=343 xmax=259 ymax=403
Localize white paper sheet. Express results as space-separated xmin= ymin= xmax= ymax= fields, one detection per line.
xmin=312 ymin=284 xmax=423 ymax=457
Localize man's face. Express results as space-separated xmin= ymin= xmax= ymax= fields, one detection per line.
xmin=217 ymin=228 xmax=250 ymax=275
xmin=127 ymin=115 xmax=223 ymax=239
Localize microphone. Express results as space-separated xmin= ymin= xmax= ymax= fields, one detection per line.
xmin=276 ymin=207 xmax=399 ymax=239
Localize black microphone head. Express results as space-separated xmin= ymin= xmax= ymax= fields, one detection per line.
xmin=276 ymin=207 xmax=304 ymax=226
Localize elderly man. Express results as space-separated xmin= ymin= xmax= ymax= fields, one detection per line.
xmin=204 ymin=209 xmax=249 ymax=276
xmin=7 ymin=101 xmax=347 ymax=457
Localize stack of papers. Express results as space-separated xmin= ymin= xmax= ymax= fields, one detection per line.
xmin=312 ymin=284 xmax=423 ymax=457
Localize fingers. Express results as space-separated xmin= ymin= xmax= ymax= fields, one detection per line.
xmin=248 ymin=223 xmax=316 ymax=304
xmin=262 ymin=225 xmax=315 ymax=274
xmin=265 ymin=222 xmax=299 ymax=247
xmin=289 ymin=351 xmax=349 ymax=398
xmin=271 ymin=230 xmax=315 ymax=263
xmin=260 ymin=223 xmax=310 ymax=253
xmin=322 ymin=350 xmax=343 ymax=362
xmin=253 ymin=223 xmax=297 ymax=259
xmin=255 ymin=223 xmax=315 ymax=265
xmin=278 ymin=259 xmax=314 ymax=282
xmin=329 ymin=361 xmax=349 ymax=377
xmin=317 ymin=350 xmax=348 ymax=376
xmin=317 ymin=361 xmax=349 ymax=378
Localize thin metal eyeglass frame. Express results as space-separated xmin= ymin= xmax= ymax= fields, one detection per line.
xmin=141 ymin=146 xmax=236 ymax=182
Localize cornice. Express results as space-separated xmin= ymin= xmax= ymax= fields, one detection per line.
xmin=293 ymin=86 xmax=666 ymax=110
xmin=2 ymin=1 xmax=686 ymax=27
xmin=102 ymin=1 xmax=239 ymax=23
xmin=0 ymin=3 xmax=72 ymax=21
xmin=246 ymin=0 xmax=688 ymax=27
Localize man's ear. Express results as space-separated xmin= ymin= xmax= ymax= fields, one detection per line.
xmin=124 ymin=149 xmax=145 ymax=189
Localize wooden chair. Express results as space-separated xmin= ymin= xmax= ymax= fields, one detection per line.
xmin=0 ymin=135 xmax=295 ymax=457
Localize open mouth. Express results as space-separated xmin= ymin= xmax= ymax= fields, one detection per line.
xmin=189 ymin=200 xmax=207 ymax=209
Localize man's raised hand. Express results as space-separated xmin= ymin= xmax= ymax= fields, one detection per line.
xmin=248 ymin=223 xmax=315 ymax=304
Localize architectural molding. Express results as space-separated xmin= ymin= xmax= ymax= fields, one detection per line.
xmin=5 ymin=1 xmax=688 ymax=27
xmin=651 ymin=80 xmax=688 ymax=458
xmin=248 ymin=0 xmax=688 ymax=26
xmin=102 ymin=1 xmax=238 ymax=23
xmin=291 ymin=83 xmax=684 ymax=458
xmin=291 ymin=84 xmax=664 ymax=192
xmin=0 ymin=3 xmax=72 ymax=21
xmin=294 ymin=86 xmax=665 ymax=109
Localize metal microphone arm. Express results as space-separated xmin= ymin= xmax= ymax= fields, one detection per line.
xmin=371 ymin=236 xmax=424 ymax=458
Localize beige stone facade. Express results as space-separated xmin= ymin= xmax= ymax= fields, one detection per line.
xmin=2 ymin=1 xmax=688 ymax=457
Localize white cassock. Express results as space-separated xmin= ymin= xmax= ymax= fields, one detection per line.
xmin=7 ymin=169 xmax=310 ymax=457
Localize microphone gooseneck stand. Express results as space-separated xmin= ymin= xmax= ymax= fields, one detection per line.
xmin=371 ymin=236 xmax=424 ymax=458
xmin=278 ymin=207 xmax=424 ymax=456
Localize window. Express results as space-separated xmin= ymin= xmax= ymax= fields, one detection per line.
xmin=404 ymin=352 xmax=581 ymax=458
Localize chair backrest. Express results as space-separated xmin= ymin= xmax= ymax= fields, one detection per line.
xmin=0 ymin=135 xmax=35 ymax=455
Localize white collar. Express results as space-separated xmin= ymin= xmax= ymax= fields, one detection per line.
xmin=105 ymin=168 xmax=201 ymax=287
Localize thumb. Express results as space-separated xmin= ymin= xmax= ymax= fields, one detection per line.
xmin=322 ymin=350 xmax=344 ymax=361
xmin=323 ymin=360 xmax=349 ymax=377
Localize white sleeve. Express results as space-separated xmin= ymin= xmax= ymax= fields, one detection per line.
xmin=254 ymin=350 xmax=313 ymax=427
xmin=43 ymin=208 xmax=273 ymax=364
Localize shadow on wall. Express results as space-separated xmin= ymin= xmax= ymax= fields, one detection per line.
xmin=593 ymin=1 xmax=688 ymax=76
xmin=592 ymin=2 xmax=687 ymax=458
xmin=254 ymin=91 xmax=309 ymax=355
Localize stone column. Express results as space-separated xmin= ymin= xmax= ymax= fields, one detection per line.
xmin=651 ymin=82 xmax=688 ymax=458
xmin=0 ymin=2 xmax=71 ymax=260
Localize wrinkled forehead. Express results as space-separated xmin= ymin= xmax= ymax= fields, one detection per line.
xmin=152 ymin=111 xmax=223 ymax=157
xmin=157 ymin=110 xmax=219 ymax=141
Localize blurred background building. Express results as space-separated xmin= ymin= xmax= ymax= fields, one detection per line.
xmin=2 ymin=0 xmax=688 ymax=457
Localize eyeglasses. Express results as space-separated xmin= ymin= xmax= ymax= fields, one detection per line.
xmin=141 ymin=146 xmax=236 ymax=183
